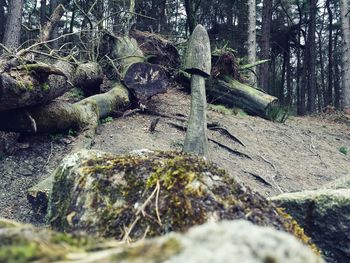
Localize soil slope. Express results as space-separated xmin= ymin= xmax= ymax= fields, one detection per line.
xmin=0 ymin=87 xmax=349 ymax=225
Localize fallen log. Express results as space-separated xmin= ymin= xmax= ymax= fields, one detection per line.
xmin=207 ymin=77 xmax=287 ymax=121
xmin=109 ymin=34 xmax=169 ymax=106
xmin=177 ymin=71 xmax=285 ymax=121
xmin=0 ymin=61 xmax=103 ymax=111
xmin=0 ymin=82 xmax=129 ymax=133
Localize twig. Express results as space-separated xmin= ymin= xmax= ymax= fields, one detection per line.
xmin=0 ymin=43 xmax=12 ymax=54
xmin=258 ymin=154 xmax=283 ymax=193
xmin=306 ymin=134 xmax=328 ymax=168
xmin=46 ymin=142 xmax=54 ymax=165
xmin=155 ymin=180 xmax=162 ymax=226
xmin=122 ymin=182 xmax=160 ymax=243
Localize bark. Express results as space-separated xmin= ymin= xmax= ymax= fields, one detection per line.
xmin=334 ymin=31 xmax=341 ymax=109
xmin=0 ymin=0 xmax=6 ymax=43
xmin=0 ymin=61 xmax=103 ymax=111
xmin=207 ymin=77 xmax=282 ymax=121
xmin=340 ymin=0 xmax=350 ymax=108
xmin=259 ymin=0 xmax=272 ymax=92
xmin=108 ymin=34 xmax=169 ymax=104
xmin=177 ymin=72 xmax=281 ymax=121
xmin=49 ymin=0 xmax=59 ymax=49
xmin=326 ymin=0 xmax=333 ymax=106
xmin=3 ymin=0 xmax=24 ymax=50
xmin=307 ymin=0 xmax=317 ymax=113
xmin=40 ymin=0 xmax=47 ymax=26
xmin=40 ymin=4 xmax=65 ymax=43
xmin=184 ymin=0 xmax=196 ymax=33
xmin=247 ymin=0 xmax=257 ymax=86
xmin=0 ymin=83 xmax=129 ymax=133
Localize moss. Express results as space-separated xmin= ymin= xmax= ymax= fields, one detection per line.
xmin=114 ymin=237 xmax=182 ymax=261
xmin=48 ymin=150 xmax=318 ymax=250
xmin=41 ymin=83 xmax=50 ymax=92
xmin=277 ymin=207 xmax=320 ymax=254
xmin=0 ymin=219 xmax=20 ymax=229
xmin=0 ymin=243 xmax=42 ymax=263
xmin=208 ymin=104 xmax=234 ymax=115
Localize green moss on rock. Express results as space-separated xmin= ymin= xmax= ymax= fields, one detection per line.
xmin=47 ymin=150 xmax=315 ymax=249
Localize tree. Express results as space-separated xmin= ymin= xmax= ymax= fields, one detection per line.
xmin=307 ymin=0 xmax=317 ymax=113
xmin=259 ymin=0 xmax=272 ymax=92
xmin=0 ymin=0 xmax=6 ymax=43
xmin=325 ymin=0 xmax=333 ymax=106
xmin=247 ymin=0 xmax=257 ymax=86
xmin=340 ymin=0 xmax=350 ymax=110
xmin=3 ymin=0 xmax=24 ymax=49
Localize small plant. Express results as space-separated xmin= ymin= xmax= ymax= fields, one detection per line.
xmin=100 ymin=116 xmax=113 ymax=124
xmin=68 ymin=129 xmax=78 ymax=137
xmin=339 ymin=146 xmax=348 ymax=155
xmin=208 ymin=104 xmax=233 ymax=115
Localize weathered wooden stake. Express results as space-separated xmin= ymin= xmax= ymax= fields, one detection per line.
xmin=183 ymin=24 xmax=211 ymax=158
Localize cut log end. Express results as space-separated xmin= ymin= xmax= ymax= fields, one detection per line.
xmin=123 ymin=62 xmax=169 ymax=104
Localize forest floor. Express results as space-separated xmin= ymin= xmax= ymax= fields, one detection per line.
xmin=0 ymin=87 xmax=349 ymax=225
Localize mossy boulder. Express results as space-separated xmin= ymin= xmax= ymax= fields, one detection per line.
xmin=0 ymin=218 xmax=324 ymax=263
xmin=0 ymin=218 xmax=98 ymax=263
xmin=47 ymin=150 xmax=315 ymax=248
xmin=271 ymin=189 xmax=350 ymax=263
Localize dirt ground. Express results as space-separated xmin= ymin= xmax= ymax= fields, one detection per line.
xmin=1 ymin=87 xmax=349 ymax=225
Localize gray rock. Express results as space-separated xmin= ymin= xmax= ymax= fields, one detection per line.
xmin=321 ymin=175 xmax=350 ymax=190
xmin=0 ymin=218 xmax=323 ymax=263
xmin=163 ymin=220 xmax=324 ymax=263
xmin=271 ymin=189 xmax=350 ymax=263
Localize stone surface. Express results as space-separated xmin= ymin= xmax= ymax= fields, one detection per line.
xmin=0 ymin=218 xmax=324 ymax=263
xmin=47 ymin=149 xmax=314 ymax=249
xmin=271 ymin=189 xmax=350 ymax=263
xmin=321 ymin=175 xmax=350 ymax=190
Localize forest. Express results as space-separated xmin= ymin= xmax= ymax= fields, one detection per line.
xmin=1 ymin=0 xmax=350 ymax=115
xmin=0 ymin=1 xmax=349 ymax=263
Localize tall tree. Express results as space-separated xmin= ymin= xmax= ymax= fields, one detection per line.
xmin=340 ymin=0 xmax=350 ymax=109
xmin=259 ymin=0 xmax=273 ymax=92
xmin=247 ymin=0 xmax=257 ymax=86
xmin=325 ymin=0 xmax=333 ymax=106
xmin=40 ymin=0 xmax=47 ymax=26
xmin=3 ymin=0 xmax=24 ymax=49
xmin=184 ymin=0 xmax=197 ymax=33
xmin=307 ymin=0 xmax=317 ymax=113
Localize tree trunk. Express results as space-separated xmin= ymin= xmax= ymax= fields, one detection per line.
xmin=40 ymin=0 xmax=47 ymax=26
xmin=326 ymin=0 xmax=333 ymax=106
xmin=3 ymin=0 xmax=24 ymax=50
xmin=247 ymin=0 xmax=256 ymax=86
xmin=340 ymin=0 xmax=350 ymax=109
xmin=236 ymin=1 xmax=249 ymax=57
xmin=40 ymin=4 xmax=65 ymax=43
xmin=334 ymin=31 xmax=341 ymax=109
xmin=259 ymin=0 xmax=272 ymax=92
xmin=0 ymin=61 xmax=103 ymax=111
xmin=0 ymin=0 xmax=6 ymax=43
xmin=0 ymin=83 xmax=129 ymax=133
xmin=307 ymin=0 xmax=317 ymax=113
xmin=184 ymin=0 xmax=196 ymax=33
xmin=49 ymin=0 xmax=59 ymax=49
